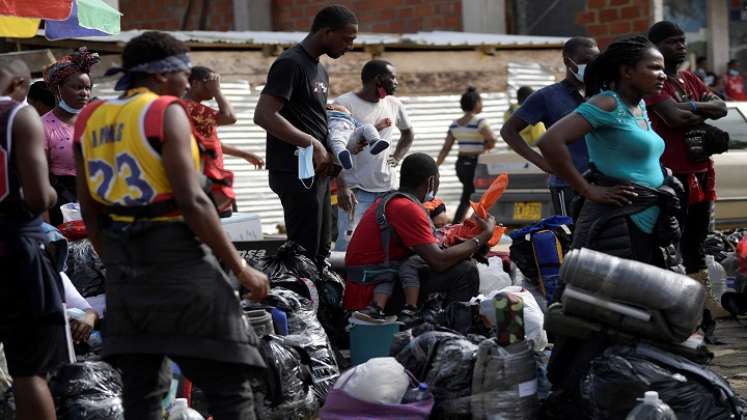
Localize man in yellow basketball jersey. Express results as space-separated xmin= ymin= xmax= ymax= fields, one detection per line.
xmin=73 ymin=31 xmax=268 ymax=420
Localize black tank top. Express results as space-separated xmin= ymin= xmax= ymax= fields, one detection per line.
xmin=0 ymin=99 xmax=35 ymax=222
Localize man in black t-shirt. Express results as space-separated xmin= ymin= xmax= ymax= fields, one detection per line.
xmin=254 ymin=5 xmax=358 ymax=265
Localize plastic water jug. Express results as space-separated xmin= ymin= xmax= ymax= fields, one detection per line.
xmin=706 ymin=255 xmax=728 ymax=303
xmin=245 ymin=310 xmax=274 ymax=337
xmin=168 ymin=398 xmax=204 ymax=420
xmin=402 ymin=383 xmax=429 ymax=403
xmin=625 ymin=391 xmax=677 ymax=420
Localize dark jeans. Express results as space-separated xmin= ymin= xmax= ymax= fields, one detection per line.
xmin=454 ymin=156 xmax=478 ymax=223
xmin=269 ymin=171 xmax=331 ymax=261
xmin=674 ymin=173 xmax=711 ymax=274
xmin=549 ymin=186 xmax=577 ymax=217
xmin=113 ymin=354 xmax=259 ymax=420
xmin=628 ymin=218 xmax=656 ymax=266
xmin=384 ymin=259 xmax=479 ymax=315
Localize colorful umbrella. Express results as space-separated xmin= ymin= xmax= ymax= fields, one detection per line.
xmin=0 ymin=0 xmax=120 ymax=39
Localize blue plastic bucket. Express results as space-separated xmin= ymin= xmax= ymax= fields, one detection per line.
xmin=349 ymin=317 xmax=399 ymax=366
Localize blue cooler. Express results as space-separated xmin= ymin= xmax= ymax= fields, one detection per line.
xmin=349 ymin=317 xmax=399 ymax=365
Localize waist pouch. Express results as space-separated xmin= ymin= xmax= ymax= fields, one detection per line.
xmin=683 ymin=123 xmax=730 ymax=163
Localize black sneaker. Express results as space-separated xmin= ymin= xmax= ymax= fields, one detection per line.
xmin=397 ymin=305 xmax=418 ymax=329
xmin=353 ymin=304 xmax=387 ymax=323
xmin=338 ymin=150 xmax=353 ymax=169
xmin=369 ymin=139 xmax=390 ymax=155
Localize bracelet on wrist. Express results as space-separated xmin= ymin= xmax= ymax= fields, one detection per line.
xmin=233 ymin=259 xmax=248 ymax=277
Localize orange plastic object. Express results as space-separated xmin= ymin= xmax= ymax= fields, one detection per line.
xmin=444 ymin=173 xmax=508 ymax=247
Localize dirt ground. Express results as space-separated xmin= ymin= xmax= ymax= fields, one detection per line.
xmin=711 ymin=318 xmax=747 ymax=397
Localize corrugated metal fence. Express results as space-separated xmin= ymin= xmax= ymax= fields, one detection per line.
xmin=93 ymin=62 xmax=556 ymax=233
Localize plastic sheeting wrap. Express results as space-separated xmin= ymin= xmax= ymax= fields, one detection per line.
xmin=65 ymin=240 xmax=106 ymax=298
xmin=262 ymin=288 xmax=340 ymax=403
xmin=561 ymin=248 xmax=705 ymax=343
xmin=251 ymin=241 xmax=347 ymax=348
xmin=253 ymin=241 xmax=319 ymax=281
xmin=395 ymin=331 xmax=479 ymax=418
xmin=0 ymin=389 xmax=14 ymax=420
xmin=49 ymin=361 xmax=124 ymax=420
xmin=469 ymin=340 xmax=540 ymax=420
xmin=254 ymin=336 xmax=318 ymax=420
xmin=395 ymin=332 xmax=540 ymax=419
xmin=581 ymin=345 xmax=746 ymax=420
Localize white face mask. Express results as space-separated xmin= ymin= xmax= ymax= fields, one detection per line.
xmin=569 ymin=58 xmax=586 ymax=83
xmin=297 ymin=144 xmax=315 ymax=189
xmin=730 ymin=69 xmax=740 ymax=77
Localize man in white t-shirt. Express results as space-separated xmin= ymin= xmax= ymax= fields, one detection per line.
xmin=333 ymin=59 xmax=414 ymax=251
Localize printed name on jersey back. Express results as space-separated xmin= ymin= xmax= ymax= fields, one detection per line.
xmin=91 ymin=123 xmax=125 ymax=147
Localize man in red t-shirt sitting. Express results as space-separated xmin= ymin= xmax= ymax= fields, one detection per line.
xmin=646 ymin=21 xmax=728 ymax=317
xmin=344 ymin=153 xmax=495 ymax=325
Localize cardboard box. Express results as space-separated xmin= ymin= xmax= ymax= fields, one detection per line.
xmin=221 ymin=212 xmax=262 ymax=242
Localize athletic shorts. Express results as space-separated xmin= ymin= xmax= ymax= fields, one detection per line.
xmin=0 ymin=321 xmax=68 ymax=377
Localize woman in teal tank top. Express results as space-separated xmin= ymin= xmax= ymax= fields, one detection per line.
xmin=538 ymin=36 xmax=672 ymax=266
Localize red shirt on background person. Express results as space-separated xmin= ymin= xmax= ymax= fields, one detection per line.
xmin=723 ymin=59 xmax=747 ymax=101
xmin=646 ymin=21 xmax=727 ymax=278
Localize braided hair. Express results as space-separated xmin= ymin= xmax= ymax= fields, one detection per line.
xmin=583 ymin=36 xmax=655 ymax=98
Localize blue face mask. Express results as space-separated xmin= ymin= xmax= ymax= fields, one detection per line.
xmin=58 ymin=98 xmax=82 ymax=115
xmin=298 ymin=144 xmax=315 ymax=189
xmin=424 ymin=190 xmax=435 ymax=202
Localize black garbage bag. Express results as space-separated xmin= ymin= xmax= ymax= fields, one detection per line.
xmin=253 ymin=335 xmax=318 ymax=419
xmin=65 ymin=240 xmax=106 ymax=297
xmin=254 ymin=241 xmax=319 ymax=281
xmin=581 ymin=344 xmax=746 ymax=420
xmin=434 ymin=302 xmax=491 ymax=336
xmin=262 ymin=288 xmax=339 ymax=403
xmin=395 ymin=331 xmax=479 ymax=418
xmin=49 ymin=361 xmax=124 ymax=420
xmin=258 ymin=335 xmax=311 ymax=406
xmin=268 ymin=274 xmax=317 ymax=302
xmin=704 ymin=231 xmax=733 ymax=262
xmin=315 ymin=267 xmax=348 ymax=349
xmin=0 ymin=389 xmax=14 ymax=420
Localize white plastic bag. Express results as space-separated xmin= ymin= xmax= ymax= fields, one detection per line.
xmin=333 ymin=357 xmax=409 ymax=405
xmin=477 ymin=256 xmax=512 ymax=295
xmin=479 ymin=286 xmax=548 ymax=351
xmin=60 ymin=202 xmax=82 ymax=223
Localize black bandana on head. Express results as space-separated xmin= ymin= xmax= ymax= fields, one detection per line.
xmin=648 ymin=21 xmax=685 ymax=45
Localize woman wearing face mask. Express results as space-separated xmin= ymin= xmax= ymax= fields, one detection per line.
xmin=538 ymin=36 xmax=683 ymax=269
xmin=42 ymin=47 xmax=100 ymax=226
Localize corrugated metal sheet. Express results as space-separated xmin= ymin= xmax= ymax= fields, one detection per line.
xmin=65 ymin=30 xmax=566 ymax=49
xmin=92 ymin=61 xmax=557 ymax=233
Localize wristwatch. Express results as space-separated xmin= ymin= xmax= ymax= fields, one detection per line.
xmin=471 ymin=237 xmax=481 ymax=248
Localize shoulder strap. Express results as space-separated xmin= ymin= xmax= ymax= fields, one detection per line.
xmin=73 ymin=99 xmax=105 ymax=145
xmin=143 ymin=95 xmax=182 ymax=141
xmin=375 ymin=191 xmax=421 ymax=265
